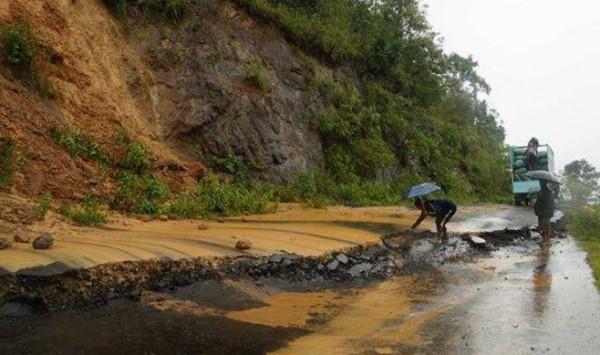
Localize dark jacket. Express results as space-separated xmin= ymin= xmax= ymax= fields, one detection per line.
xmin=535 ymin=187 xmax=555 ymax=218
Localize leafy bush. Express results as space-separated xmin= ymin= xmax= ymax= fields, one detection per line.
xmin=50 ymin=126 xmax=110 ymax=165
xmin=110 ymin=172 xmax=170 ymax=215
xmin=36 ymin=192 xmax=53 ymax=219
xmin=568 ymin=207 xmax=600 ymax=241
xmin=197 ymin=174 xmax=277 ymax=216
xmin=0 ymin=138 xmax=14 ymax=188
xmin=1 ymin=20 xmax=54 ymax=97
xmin=1 ymin=21 xmax=37 ymax=68
xmin=244 ymin=60 xmax=272 ymax=92
xmin=60 ymin=198 xmax=108 ymax=227
xmin=118 ymin=142 xmax=154 ymax=174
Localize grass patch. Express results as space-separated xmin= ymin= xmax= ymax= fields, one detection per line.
xmin=36 ymin=192 xmax=53 ymax=219
xmin=59 ymin=198 xmax=107 ymax=227
xmin=567 ymin=206 xmax=600 ymax=287
xmin=244 ymin=60 xmax=271 ymax=92
xmin=0 ymin=138 xmax=14 ymax=188
xmin=50 ymin=126 xmax=110 ymax=165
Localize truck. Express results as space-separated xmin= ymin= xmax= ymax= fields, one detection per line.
xmin=509 ymin=144 xmax=555 ymax=206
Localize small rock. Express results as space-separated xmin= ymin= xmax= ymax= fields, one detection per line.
xmin=32 ymin=233 xmax=54 ymax=250
xmin=282 ymin=258 xmax=293 ymax=266
xmin=469 ymin=235 xmax=487 ymax=246
xmin=197 ymin=223 xmax=209 ymax=230
xmin=14 ymin=232 xmax=32 ymax=243
xmin=159 ymin=215 xmax=169 ymax=221
xmin=564 ymin=276 xmax=569 ymax=280
xmin=0 ymin=237 xmax=12 ymax=250
xmin=513 ymin=323 xmax=519 ymax=328
xmin=327 ymin=260 xmax=339 ymax=271
xmin=269 ymin=254 xmax=284 ymax=263
xmin=140 ymin=215 xmax=151 ymax=222
xmin=235 ymin=239 xmax=252 ymax=250
xmin=241 ymin=217 xmax=249 ymax=223
xmin=348 ymin=263 xmax=372 ymax=277
xmin=217 ymin=217 xmax=225 ymax=223
xmin=393 ymin=256 xmax=405 ymax=268
xmin=336 ymin=253 xmax=349 ymax=264
xmin=371 ymin=265 xmax=384 ymax=274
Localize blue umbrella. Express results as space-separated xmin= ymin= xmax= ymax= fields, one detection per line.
xmin=402 ymin=183 xmax=442 ymax=200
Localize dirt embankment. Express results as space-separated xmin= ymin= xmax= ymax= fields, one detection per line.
xmin=0 ymin=0 xmax=323 ymax=200
xmin=0 ymin=226 xmax=539 ymax=313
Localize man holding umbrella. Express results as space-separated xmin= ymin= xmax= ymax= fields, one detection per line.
xmin=526 ymin=171 xmax=559 ymax=246
xmin=404 ymin=183 xmax=457 ymax=241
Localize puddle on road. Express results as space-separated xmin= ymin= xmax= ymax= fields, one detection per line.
xmin=421 ymin=237 xmax=600 ymax=355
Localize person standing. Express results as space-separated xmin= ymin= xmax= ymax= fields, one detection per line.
xmin=411 ymin=197 xmax=457 ymax=241
xmin=525 ymin=137 xmax=540 ymax=170
xmin=534 ymin=180 xmax=555 ymax=245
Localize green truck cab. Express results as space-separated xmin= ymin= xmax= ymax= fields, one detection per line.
xmin=509 ymin=144 xmax=555 ymax=205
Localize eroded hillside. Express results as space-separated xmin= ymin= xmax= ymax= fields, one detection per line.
xmin=0 ymin=0 xmax=323 ymax=200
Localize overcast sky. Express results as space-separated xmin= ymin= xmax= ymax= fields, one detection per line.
xmin=424 ymin=0 xmax=600 ymax=172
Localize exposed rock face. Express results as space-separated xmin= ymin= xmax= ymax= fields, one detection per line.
xmin=128 ymin=2 xmax=324 ymax=183
xmin=32 ymin=233 xmax=54 ymax=250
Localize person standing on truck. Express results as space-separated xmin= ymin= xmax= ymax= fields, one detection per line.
xmin=525 ymin=137 xmax=540 ymax=170
xmin=534 ymin=180 xmax=555 ymax=246
xmin=411 ymin=197 xmax=457 ymax=242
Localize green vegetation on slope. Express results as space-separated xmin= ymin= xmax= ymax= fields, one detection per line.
xmin=568 ymin=207 xmax=600 ymax=287
xmin=0 ymin=138 xmax=14 ymax=188
xmin=235 ymin=0 xmax=510 ymax=202
xmin=0 ymin=20 xmax=54 ymax=97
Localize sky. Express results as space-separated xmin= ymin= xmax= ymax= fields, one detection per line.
xmin=424 ymin=0 xmax=600 ymax=172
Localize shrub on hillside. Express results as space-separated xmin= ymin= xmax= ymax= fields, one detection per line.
xmin=110 ymin=172 xmax=170 ymax=215
xmin=118 ymin=142 xmax=154 ymax=175
xmin=36 ymin=192 xmax=53 ymax=219
xmin=0 ymin=138 xmax=14 ymax=188
xmin=1 ymin=20 xmax=54 ymax=97
xmin=60 ymin=198 xmax=107 ymax=227
xmin=197 ymin=174 xmax=277 ymax=216
xmin=244 ymin=60 xmax=272 ymax=92
xmin=50 ymin=126 xmax=110 ymax=165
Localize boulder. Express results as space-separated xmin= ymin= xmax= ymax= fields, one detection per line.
xmin=33 ymin=233 xmax=54 ymax=250
xmin=0 ymin=237 xmax=12 ymax=250
xmin=197 ymin=223 xmax=209 ymax=230
xmin=269 ymin=254 xmax=284 ymax=263
xmin=13 ymin=232 xmax=32 ymax=243
xmin=235 ymin=239 xmax=252 ymax=250
xmin=159 ymin=215 xmax=169 ymax=221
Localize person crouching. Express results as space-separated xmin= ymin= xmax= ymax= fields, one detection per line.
xmin=411 ymin=197 xmax=457 ymax=242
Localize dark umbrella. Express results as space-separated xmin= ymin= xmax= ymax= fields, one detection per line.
xmin=525 ymin=170 xmax=561 ymax=184
xmin=402 ymin=183 xmax=442 ymax=200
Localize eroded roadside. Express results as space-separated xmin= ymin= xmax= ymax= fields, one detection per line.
xmin=3 ymin=207 xmax=598 ymax=355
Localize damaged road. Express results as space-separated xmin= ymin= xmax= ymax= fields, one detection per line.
xmin=0 ymin=208 xmax=598 ymax=355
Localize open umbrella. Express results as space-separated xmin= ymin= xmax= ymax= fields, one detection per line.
xmin=525 ymin=170 xmax=561 ymax=184
xmin=402 ymin=183 xmax=441 ymax=200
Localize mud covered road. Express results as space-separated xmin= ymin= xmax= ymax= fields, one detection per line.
xmin=1 ymin=207 xmax=599 ymax=354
